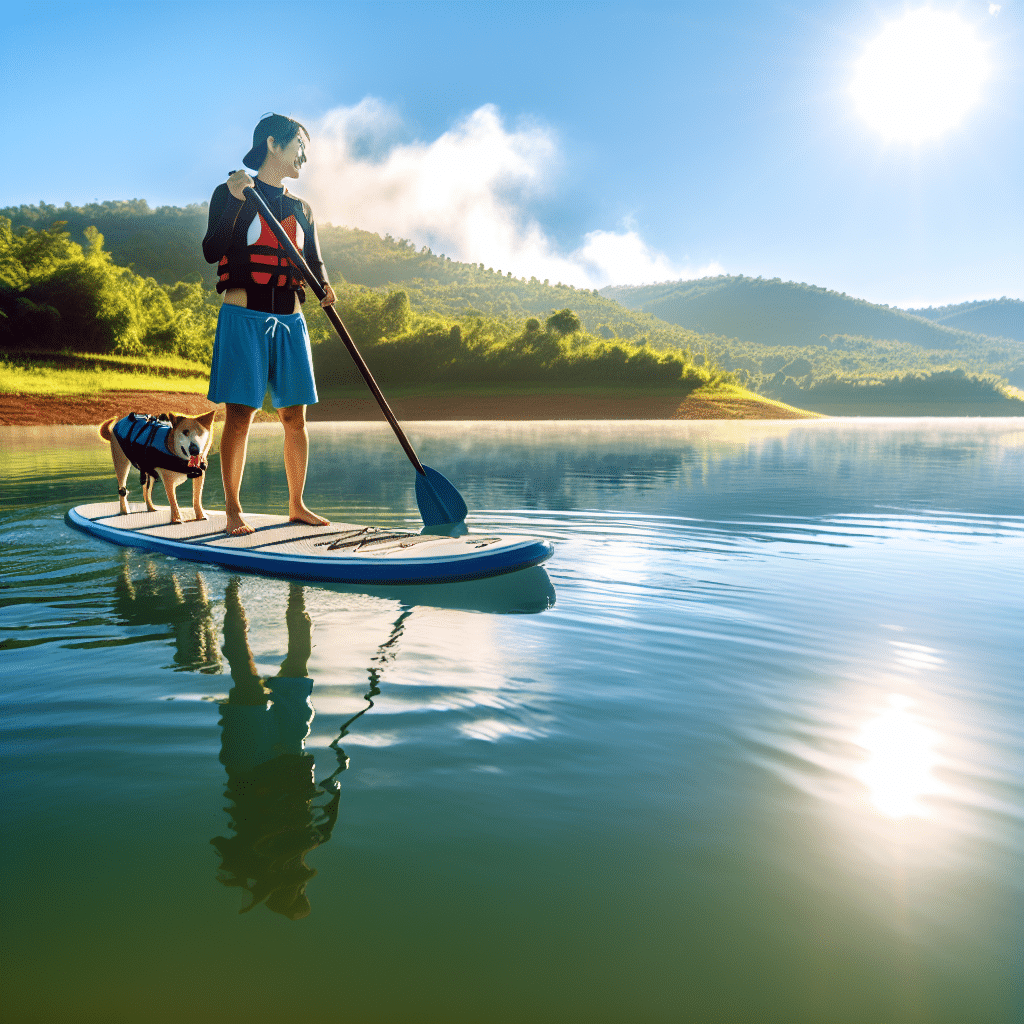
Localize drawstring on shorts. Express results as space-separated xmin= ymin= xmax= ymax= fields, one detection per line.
xmin=264 ymin=316 xmax=292 ymax=342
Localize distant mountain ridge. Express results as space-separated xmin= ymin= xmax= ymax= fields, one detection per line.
xmin=601 ymin=276 xmax=1021 ymax=349
xmin=602 ymin=276 xmax=1024 ymax=395
xmin=904 ymin=298 xmax=1023 ymax=343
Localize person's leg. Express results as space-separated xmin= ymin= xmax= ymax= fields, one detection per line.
xmin=278 ymin=583 xmax=312 ymax=678
xmin=220 ymin=403 xmax=258 ymax=535
xmin=209 ymin=305 xmax=269 ymax=536
xmin=278 ymin=404 xmax=329 ymax=526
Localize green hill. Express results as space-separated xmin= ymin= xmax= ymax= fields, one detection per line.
xmin=903 ymin=298 xmax=1023 ymax=344
xmin=601 ymin=275 xmax=1024 ymax=400
xmin=0 ymin=210 xmax=730 ymax=399
xmin=315 ymin=225 xmax=719 ymax=351
xmin=0 ymin=201 xmax=719 ymax=352
xmin=3 ymin=201 xmax=1022 ymax=415
xmin=1 ymin=200 xmax=213 ymax=287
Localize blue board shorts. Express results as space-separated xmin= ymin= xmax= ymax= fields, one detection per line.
xmin=208 ymin=303 xmax=318 ymax=410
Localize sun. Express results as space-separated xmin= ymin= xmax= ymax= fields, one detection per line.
xmin=850 ymin=7 xmax=992 ymax=143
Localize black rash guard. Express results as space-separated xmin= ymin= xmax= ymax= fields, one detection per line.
xmin=203 ymin=178 xmax=331 ymax=314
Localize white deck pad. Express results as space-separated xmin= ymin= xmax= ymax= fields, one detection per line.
xmin=66 ymin=502 xmax=553 ymax=584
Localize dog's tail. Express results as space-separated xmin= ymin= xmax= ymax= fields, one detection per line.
xmin=98 ymin=416 xmax=117 ymax=441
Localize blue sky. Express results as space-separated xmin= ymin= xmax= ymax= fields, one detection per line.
xmin=6 ymin=0 xmax=1022 ymax=307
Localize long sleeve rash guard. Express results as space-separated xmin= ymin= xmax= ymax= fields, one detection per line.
xmin=203 ymin=178 xmax=330 ymax=314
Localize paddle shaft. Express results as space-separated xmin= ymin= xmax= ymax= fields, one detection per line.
xmin=242 ymin=185 xmax=426 ymax=476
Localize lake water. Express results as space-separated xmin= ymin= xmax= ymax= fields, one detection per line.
xmin=2 ymin=419 xmax=1022 ymax=1024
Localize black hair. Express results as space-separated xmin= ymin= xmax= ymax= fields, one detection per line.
xmin=243 ymin=113 xmax=310 ymax=172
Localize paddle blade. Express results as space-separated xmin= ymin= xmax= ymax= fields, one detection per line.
xmin=415 ymin=465 xmax=468 ymax=526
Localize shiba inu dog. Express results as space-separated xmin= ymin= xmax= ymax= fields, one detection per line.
xmin=99 ymin=410 xmax=216 ymax=524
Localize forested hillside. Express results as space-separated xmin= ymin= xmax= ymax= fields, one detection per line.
xmin=0 ymin=216 xmax=217 ymax=361
xmin=690 ymin=330 xmax=1024 ymax=393
xmin=0 ymin=212 xmax=728 ymax=397
xmin=3 ymin=201 xmax=1022 ymax=415
xmin=0 ymin=201 xmax=719 ymax=352
xmin=315 ymin=225 xmax=719 ymax=350
xmin=2 ymin=201 xmax=213 ymax=287
xmin=602 ymin=275 xmax=1024 ymax=400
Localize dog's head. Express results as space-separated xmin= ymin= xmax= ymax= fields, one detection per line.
xmin=168 ymin=410 xmax=216 ymax=469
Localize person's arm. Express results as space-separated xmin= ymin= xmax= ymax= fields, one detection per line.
xmin=202 ymin=172 xmax=252 ymax=263
xmin=300 ymin=203 xmax=336 ymax=307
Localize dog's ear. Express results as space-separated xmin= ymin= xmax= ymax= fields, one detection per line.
xmin=169 ymin=413 xmax=184 ymax=426
xmin=196 ymin=409 xmax=217 ymax=430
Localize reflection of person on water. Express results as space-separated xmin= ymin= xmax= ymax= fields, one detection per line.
xmin=210 ymin=579 xmax=339 ymax=920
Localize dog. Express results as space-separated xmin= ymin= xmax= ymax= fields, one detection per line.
xmin=99 ymin=410 xmax=216 ymax=524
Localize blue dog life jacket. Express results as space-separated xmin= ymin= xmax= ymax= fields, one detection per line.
xmin=111 ymin=413 xmax=207 ymax=487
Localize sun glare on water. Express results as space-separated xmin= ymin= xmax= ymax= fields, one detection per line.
xmin=850 ymin=7 xmax=992 ymax=143
xmin=855 ymin=694 xmax=943 ymax=819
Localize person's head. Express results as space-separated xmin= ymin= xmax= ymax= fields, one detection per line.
xmin=243 ymin=113 xmax=310 ymax=174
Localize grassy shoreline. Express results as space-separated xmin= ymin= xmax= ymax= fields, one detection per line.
xmin=0 ymin=363 xmax=822 ymax=424
xmin=0 ymin=353 xmax=210 ymax=396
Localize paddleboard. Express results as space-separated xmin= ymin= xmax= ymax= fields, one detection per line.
xmin=66 ymin=502 xmax=553 ymax=585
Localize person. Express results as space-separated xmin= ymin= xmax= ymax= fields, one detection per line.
xmin=203 ymin=113 xmax=337 ymax=535
xmin=211 ymin=579 xmax=339 ymax=920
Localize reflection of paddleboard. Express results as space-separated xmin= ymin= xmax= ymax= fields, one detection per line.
xmin=66 ymin=502 xmax=553 ymax=585
xmin=321 ymin=567 xmax=556 ymax=614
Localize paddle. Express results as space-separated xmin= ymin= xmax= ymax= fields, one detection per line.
xmin=242 ymin=184 xmax=468 ymax=527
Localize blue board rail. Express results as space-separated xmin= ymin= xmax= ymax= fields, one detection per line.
xmin=66 ymin=503 xmax=553 ymax=585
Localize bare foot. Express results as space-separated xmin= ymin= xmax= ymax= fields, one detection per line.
xmin=289 ymin=505 xmax=330 ymax=527
xmin=225 ymin=511 xmax=255 ymax=536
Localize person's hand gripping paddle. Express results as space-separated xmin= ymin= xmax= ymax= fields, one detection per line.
xmin=243 ymin=185 xmax=468 ymax=527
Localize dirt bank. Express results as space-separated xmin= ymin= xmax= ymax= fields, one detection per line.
xmin=0 ymin=389 xmax=820 ymax=426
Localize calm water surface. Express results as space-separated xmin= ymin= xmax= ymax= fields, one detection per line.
xmin=2 ymin=419 xmax=1022 ymax=1024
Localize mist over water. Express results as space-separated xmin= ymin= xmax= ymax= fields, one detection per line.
xmin=2 ymin=419 xmax=1022 ymax=1023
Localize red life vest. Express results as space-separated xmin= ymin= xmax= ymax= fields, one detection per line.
xmin=218 ymin=210 xmax=304 ymax=290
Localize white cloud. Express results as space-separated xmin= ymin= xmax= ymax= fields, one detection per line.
xmin=301 ymin=99 xmax=718 ymax=288
xmin=573 ymin=225 xmax=723 ymax=287
xmin=989 ymin=4 xmax=1000 ymax=15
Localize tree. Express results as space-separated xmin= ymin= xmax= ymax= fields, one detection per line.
xmin=0 ymin=218 xmax=29 ymax=289
xmin=379 ymin=289 xmax=410 ymax=336
xmin=545 ymin=308 xmax=582 ymax=336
